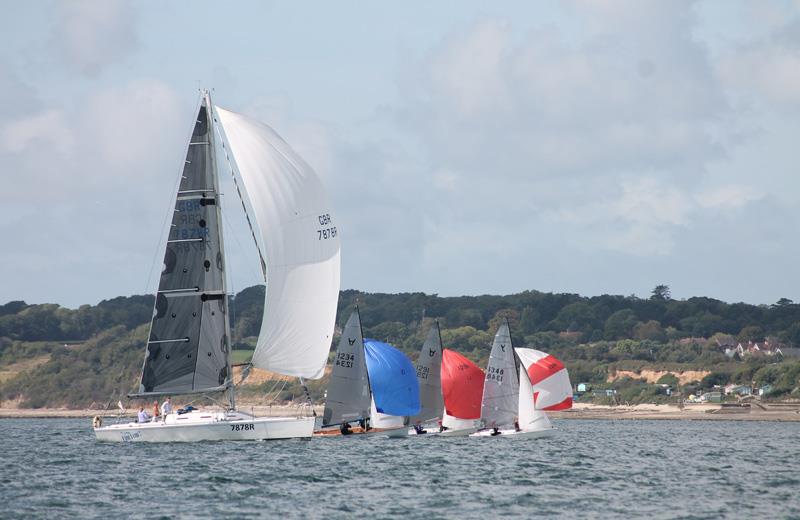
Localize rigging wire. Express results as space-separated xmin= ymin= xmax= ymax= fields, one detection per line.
xmin=211 ymin=110 xmax=267 ymax=282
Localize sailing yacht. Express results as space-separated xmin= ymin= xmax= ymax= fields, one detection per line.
xmin=317 ymin=308 xmax=420 ymax=437
xmin=471 ymin=319 xmax=557 ymax=438
xmin=94 ymin=91 xmax=341 ymax=442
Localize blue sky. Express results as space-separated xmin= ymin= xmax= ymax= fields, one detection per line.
xmin=1 ymin=0 xmax=799 ymax=308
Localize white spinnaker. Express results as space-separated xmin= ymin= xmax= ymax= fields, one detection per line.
xmin=441 ymin=410 xmax=480 ymax=431
xmin=215 ymin=107 xmax=341 ymax=379
xmin=370 ymin=397 xmax=405 ymax=429
xmin=516 ymin=348 xmax=573 ymax=410
xmin=518 ymin=362 xmax=552 ymax=431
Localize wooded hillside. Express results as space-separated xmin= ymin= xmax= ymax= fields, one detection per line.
xmin=1 ymin=285 xmax=798 ymax=407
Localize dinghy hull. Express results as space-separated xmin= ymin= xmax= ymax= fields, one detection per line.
xmin=470 ymin=427 xmax=556 ymax=439
xmin=313 ymin=426 xmax=408 ymax=438
xmin=408 ymin=426 xmax=477 ymax=437
xmin=94 ymin=411 xmax=314 ymax=442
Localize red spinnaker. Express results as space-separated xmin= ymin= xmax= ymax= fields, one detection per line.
xmin=441 ymin=349 xmax=484 ymax=420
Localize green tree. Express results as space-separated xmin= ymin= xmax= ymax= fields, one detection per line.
xmin=633 ymin=320 xmax=666 ymax=342
xmin=651 ymin=285 xmax=671 ymax=301
xmin=737 ymin=326 xmax=763 ymax=343
xmin=604 ymin=310 xmax=638 ymax=340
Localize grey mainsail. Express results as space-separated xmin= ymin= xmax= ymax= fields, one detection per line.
xmin=322 ymin=309 xmax=371 ymax=426
xmin=480 ymin=319 xmax=519 ymax=428
xmin=134 ymin=98 xmax=232 ymax=397
xmin=411 ymin=321 xmax=444 ymax=424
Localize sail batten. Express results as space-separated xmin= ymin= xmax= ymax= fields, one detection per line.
xmin=215 ymin=107 xmax=341 ymax=380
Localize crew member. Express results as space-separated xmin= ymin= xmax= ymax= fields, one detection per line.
xmin=160 ymin=397 xmax=173 ymax=416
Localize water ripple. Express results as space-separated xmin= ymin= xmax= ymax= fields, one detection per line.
xmin=2 ymin=418 xmax=799 ymax=518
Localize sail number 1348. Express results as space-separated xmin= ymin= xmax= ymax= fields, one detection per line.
xmin=317 ymin=214 xmax=337 ymax=240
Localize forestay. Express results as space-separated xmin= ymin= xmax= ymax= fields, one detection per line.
xmin=515 ymin=348 xmax=573 ymax=410
xmin=411 ymin=322 xmax=444 ymax=424
xmin=136 ymin=101 xmax=230 ymax=396
xmin=322 ymin=310 xmax=371 ymax=426
xmin=441 ymin=349 xmax=484 ymax=420
xmin=215 ymin=107 xmax=340 ymax=379
xmin=364 ymin=339 xmax=420 ymax=417
xmin=480 ymin=321 xmax=519 ymax=428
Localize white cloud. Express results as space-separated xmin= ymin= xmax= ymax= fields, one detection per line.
xmin=696 ymin=184 xmax=763 ymax=210
xmin=1 ymin=109 xmax=74 ymax=154
xmin=50 ymin=0 xmax=139 ymax=76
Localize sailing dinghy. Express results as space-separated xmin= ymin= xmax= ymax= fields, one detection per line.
xmin=407 ymin=322 xmax=484 ymax=437
xmin=94 ymin=91 xmax=341 ymax=442
xmin=317 ymin=309 xmax=420 ymax=438
xmin=471 ymin=319 xmax=555 ymax=439
xmin=436 ymin=349 xmax=484 ymax=436
xmin=408 ymin=322 xmax=444 ymax=435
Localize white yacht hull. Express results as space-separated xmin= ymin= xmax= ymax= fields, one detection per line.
xmin=470 ymin=426 xmax=556 ymax=439
xmin=94 ymin=410 xmax=314 ymax=442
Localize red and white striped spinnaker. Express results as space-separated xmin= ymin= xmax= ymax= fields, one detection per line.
xmin=515 ymin=348 xmax=573 ymax=411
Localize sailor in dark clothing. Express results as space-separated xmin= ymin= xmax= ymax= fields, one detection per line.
xmin=413 ymin=423 xmax=427 ymax=435
xmin=340 ymin=422 xmax=352 ymax=435
xmin=490 ymin=427 xmax=501 ymax=436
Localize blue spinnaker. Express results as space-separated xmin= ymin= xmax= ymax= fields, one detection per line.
xmin=364 ymin=339 xmax=421 ymax=416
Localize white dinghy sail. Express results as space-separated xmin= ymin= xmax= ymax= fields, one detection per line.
xmin=517 ymin=358 xmax=554 ymax=433
xmin=95 ymin=91 xmax=341 ymax=442
xmin=479 ymin=319 xmax=519 ymax=430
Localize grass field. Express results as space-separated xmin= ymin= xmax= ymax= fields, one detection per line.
xmin=230 ymin=349 xmax=255 ymax=364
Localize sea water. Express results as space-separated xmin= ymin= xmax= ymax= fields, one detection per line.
xmin=1 ymin=418 xmax=798 ymax=519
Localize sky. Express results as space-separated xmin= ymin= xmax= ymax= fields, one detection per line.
xmin=1 ymin=0 xmax=799 ymax=308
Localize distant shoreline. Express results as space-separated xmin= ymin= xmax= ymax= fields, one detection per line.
xmin=551 ymin=402 xmax=800 ymax=422
xmin=2 ymin=402 xmax=799 ymax=422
